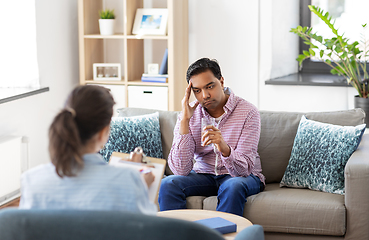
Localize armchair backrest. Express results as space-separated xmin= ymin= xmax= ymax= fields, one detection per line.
xmin=0 ymin=209 xmax=224 ymax=240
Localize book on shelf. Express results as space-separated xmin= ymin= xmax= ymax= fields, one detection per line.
xmin=194 ymin=217 xmax=237 ymax=234
xmin=142 ymin=74 xmax=168 ymax=77
xmin=159 ymin=48 xmax=168 ymax=74
xmin=141 ymin=75 xmax=168 ymax=83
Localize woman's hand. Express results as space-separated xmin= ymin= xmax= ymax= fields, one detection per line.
xmin=130 ymin=151 xmax=143 ymax=163
xmin=128 ymin=147 xmax=146 ymax=163
xmin=141 ymin=169 xmax=155 ymax=187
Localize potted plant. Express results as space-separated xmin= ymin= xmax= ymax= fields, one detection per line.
xmin=99 ymin=9 xmax=115 ymax=35
xmin=291 ymin=5 xmax=369 ymax=124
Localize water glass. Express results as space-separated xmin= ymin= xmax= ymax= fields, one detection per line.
xmin=201 ymin=117 xmax=215 ymax=146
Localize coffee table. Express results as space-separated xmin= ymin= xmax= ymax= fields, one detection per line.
xmin=157 ymin=209 xmax=252 ymax=240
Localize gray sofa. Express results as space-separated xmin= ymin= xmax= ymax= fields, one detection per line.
xmin=118 ymin=108 xmax=369 ymax=240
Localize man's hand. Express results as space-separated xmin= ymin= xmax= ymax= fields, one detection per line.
xmin=202 ymin=125 xmax=231 ymax=157
xmin=180 ymin=81 xmax=199 ymax=135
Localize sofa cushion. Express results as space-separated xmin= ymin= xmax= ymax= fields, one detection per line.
xmin=186 ymin=196 xmax=206 ymax=209
xmin=280 ymin=116 xmax=365 ymax=194
xmin=100 ymin=112 xmax=163 ymax=162
xmin=259 ymin=109 xmax=365 ymax=184
xmin=117 ymin=108 xmax=179 ymax=175
xmin=201 ymin=183 xmax=345 ymax=236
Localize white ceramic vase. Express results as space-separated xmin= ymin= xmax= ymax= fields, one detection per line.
xmin=99 ymin=19 xmax=115 ymax=35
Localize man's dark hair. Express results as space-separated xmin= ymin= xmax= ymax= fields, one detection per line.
xmin=186 ymin=58 xmax=222 ymax=83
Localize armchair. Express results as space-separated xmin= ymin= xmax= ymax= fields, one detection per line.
xmin=0 ymin=208 xmax=264 ymax=240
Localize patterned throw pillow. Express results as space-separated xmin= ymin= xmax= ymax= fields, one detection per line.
xmin=100 ymin=112 xmax=163 ymax=162
xmin=280 ymin=116 xmax=366 ymax=194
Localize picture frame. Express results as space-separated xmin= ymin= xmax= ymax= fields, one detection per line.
xmin=132 ymin=8 xmax=168 ymax=36
xmin=93 ymin=63 xmax=121 ymax=81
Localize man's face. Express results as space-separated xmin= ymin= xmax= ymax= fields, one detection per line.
xmin=190 ymin=70 xmax=225 ymax=111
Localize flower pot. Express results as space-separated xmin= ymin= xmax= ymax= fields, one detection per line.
xmin=99 ymin=19 xmax=115 ymax=35
xmin=354 ymin=95 xmax=369 ymax=126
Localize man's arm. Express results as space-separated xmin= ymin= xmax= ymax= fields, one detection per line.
xmin=220 ymin=109 xmax=261 ymax=177
xmin=167 ymin=114 xmax=196 ymax=176
xmin=168 ymin=81 xmax=199 ymax=176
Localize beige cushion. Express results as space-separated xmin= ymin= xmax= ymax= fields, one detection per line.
xmin=186 ymin=196 xmax=206 ymax=209
xmin=117 ymin=108 xmax=179 ymax=175
xmin=259 ymin=109 xmax=365 ymax=183
xmin=201 ymin=184 xmax=345 ymax=236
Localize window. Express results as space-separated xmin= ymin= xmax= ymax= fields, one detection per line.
xmin=0 ymin=0 xmax=39 ymax=88
xmin=299 ymin=0 xmax=369 ymax=73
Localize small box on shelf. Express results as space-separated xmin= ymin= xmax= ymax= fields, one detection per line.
xmin=93 ymin=63 xmax=121 ymax=81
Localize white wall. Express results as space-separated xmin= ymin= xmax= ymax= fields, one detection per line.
xmin=188 ymin=0 xmax=259 ymax=106
xmin=0 ymin=0 xmax=79 ymax=169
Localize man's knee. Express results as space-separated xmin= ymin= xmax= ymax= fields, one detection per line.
xmin=219 ymin=177 xmax=246 ymax=193
xmin=161 ymin=175 xmax=178 ymax=190
xmin=219 ymin=175 xmax=261 ymax=196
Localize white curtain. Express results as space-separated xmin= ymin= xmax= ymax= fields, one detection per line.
xmin=0 ymin=0 xmax=39 ymax=88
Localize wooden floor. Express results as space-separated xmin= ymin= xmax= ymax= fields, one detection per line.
xmin=0 ymin=197 xmax=20 ymax=209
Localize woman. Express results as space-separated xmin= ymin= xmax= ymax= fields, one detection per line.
xmin=19 ymin=85 xmax=157 ymax=214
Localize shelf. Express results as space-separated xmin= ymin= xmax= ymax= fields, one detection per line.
xmin=127 ymin=80 xmax=169 ymax=86
xmin=85 ymin=80 xmax=126 ymax=85
xmin=78 ymin=0 xmax=188 ymax=111
xmin=126 ymin=35 xmax=168 ymax=40
xmin=84 ymin=34 xmax=125 ymax=39
xmin=84 ymin=35 xmax=168 ymax=40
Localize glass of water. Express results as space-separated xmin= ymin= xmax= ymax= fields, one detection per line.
xmin=201 ymin=117 xmax=215 ymax=146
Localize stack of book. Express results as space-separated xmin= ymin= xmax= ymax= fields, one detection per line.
xmin=141 ymin=48 xmax=168 ymax=83
xmin=141 ymin=74 xmax=168 ymax=83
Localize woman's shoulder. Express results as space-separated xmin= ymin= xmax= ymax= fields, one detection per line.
xmin=22 ymin=163 xmax=54 ymax=177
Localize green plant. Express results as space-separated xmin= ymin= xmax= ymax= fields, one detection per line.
xmin=291 ymin=5 xmax=369 ymax=98
xmin=99 ymin=9 xmax=115 ymax=19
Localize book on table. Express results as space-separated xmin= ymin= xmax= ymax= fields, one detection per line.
xmin=194 ymin=217 xmax=237 ymax=234
xmin=109 ymin=152 xmax=166 ymax=203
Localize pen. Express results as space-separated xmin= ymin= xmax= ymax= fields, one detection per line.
xmin=140 ymin=168 xmax=152 ymax=174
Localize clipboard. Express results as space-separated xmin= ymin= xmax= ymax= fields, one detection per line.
xmin=109 ymin=152 xmax=166 ymax=203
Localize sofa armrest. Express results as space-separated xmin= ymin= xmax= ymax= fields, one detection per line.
xmin=344 ymin=132 xmax=369 ymax=240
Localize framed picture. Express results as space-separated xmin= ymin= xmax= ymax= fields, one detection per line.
xmin=132 ymin=8 xmax=168 ymax=36
xmin=93 ymin=63 xmax=121 ymax=81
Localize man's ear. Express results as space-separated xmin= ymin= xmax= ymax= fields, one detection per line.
xmin=219 ymin=77 xmax=224 ymax=88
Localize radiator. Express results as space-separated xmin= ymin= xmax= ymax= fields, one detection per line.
xmin=0 ymin=136 xmax=27 ymax=205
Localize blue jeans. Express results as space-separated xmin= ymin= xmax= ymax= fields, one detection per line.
xmin=158 ymin=171 xmax=264 ymax=216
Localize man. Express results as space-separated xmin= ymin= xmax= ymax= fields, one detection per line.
xmin=158 ymin=58 xmax=265 ymax=216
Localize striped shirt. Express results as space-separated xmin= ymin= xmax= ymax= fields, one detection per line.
xmin=168 ymin=88 xmax=265 ymax=184
xmin=19 ymin=153 xmax=157 ymax=215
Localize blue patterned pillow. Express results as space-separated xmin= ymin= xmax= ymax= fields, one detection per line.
xmin=280 ymin=116 xmax=365 ymax=194
xmin=100 ymin=112 xmax=163 ymax=162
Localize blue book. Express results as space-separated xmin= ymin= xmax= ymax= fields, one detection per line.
xmin=141 ymin=76 xmax=167 ymax=83
xmin=194 ymin=217 xmax=237 ymax=234
xmin=159 ymin=48 xmax=168 ymax=74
